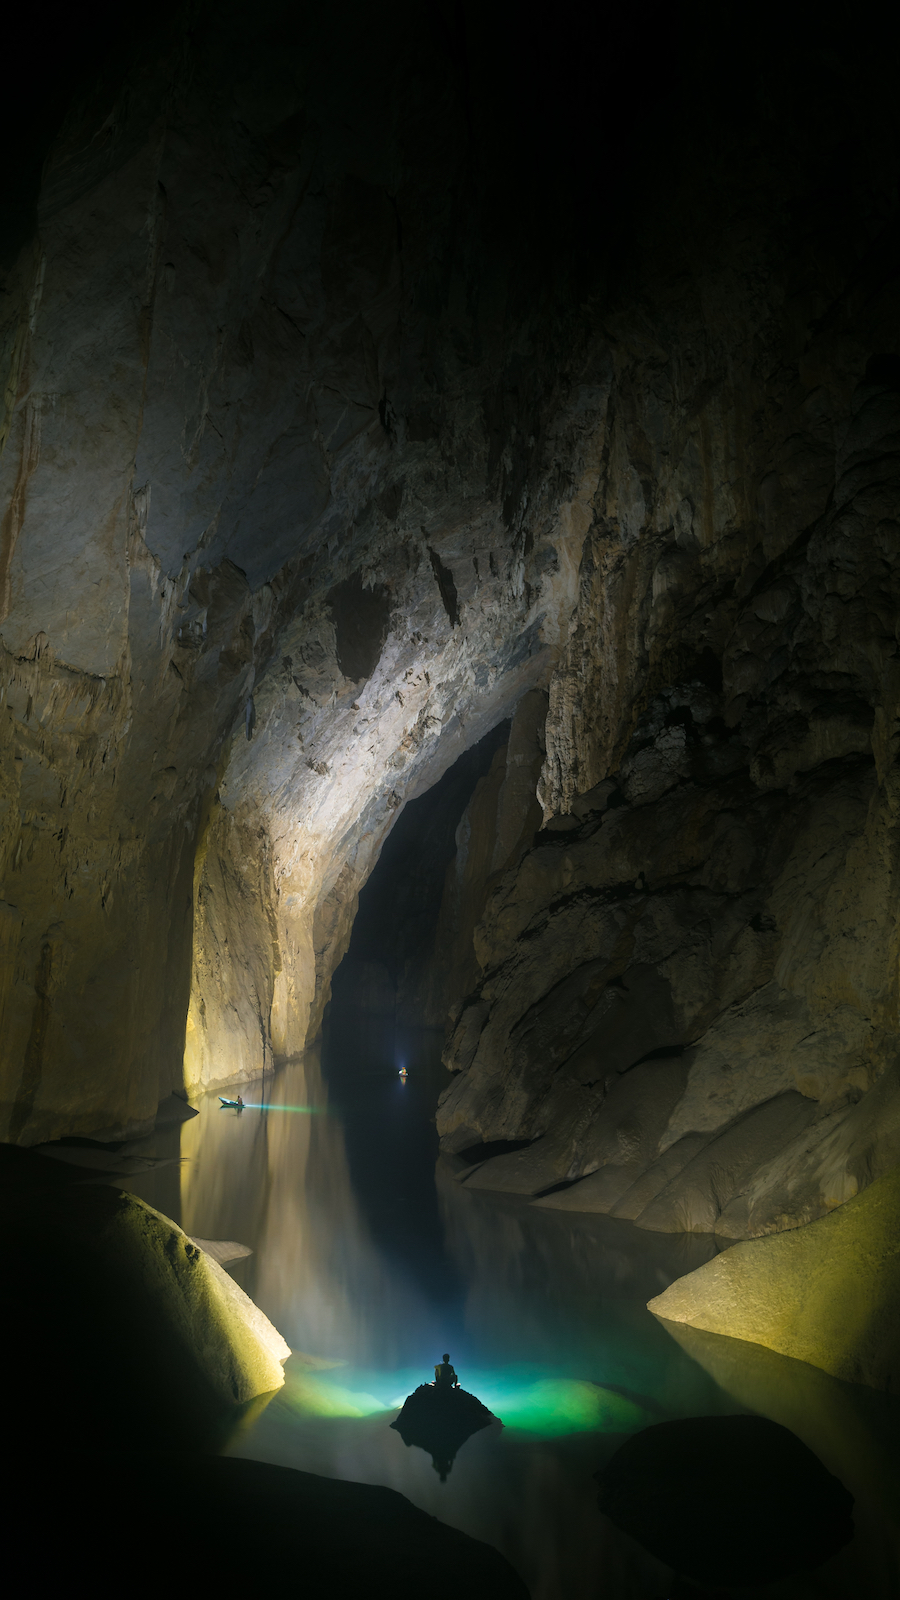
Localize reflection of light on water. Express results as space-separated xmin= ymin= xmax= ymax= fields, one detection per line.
xmin=237 ymin=1104 xmax=324 ymax=1113
xmin=183 ymin=1054 xmax=443 ymax=1369
xmin=285 ymin=1374 xmax=391 ymax=1419
xmin=486 ymin=1376 xmax=648 ymax=1436
xmin=281 ymin=1361 xmax=650 ymax=1437
xmin=165 ymin=1044 xmax=767 ymax=1599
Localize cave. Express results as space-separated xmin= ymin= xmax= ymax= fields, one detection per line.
xmin=3 ymin=2 xmax=900 ymax=1595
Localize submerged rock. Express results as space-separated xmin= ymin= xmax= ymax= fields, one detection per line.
xmin=391 ymin=1384 xmax=500 ymax=1480
xmin=595 ymin=1415 xmax=853 ymax=1587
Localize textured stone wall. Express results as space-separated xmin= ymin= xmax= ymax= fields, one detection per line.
xmin=436 ymin=32 xmax=900 ymax=1235
xmin=0 ymin=2 xmax=608 ymax=1133
xmin=2 ymin=0 xmax=898 ymax=1206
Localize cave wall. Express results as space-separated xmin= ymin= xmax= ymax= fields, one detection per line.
xmin=0 ymin=1 xmax=608 ymax=1134
xmin=436 ymin=63 xmax=900 ymax=1234
xmin=2 ymin=0 xmax=898 ymax=1195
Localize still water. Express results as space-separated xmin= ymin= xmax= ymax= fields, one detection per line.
xmin=127 ymin=1016 xmax=900 ymax=1599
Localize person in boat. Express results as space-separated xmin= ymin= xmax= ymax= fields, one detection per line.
xmin=434 ymin=1353 xmax=458 ymax=1389
xmin=236 ymin=1094 xmax=244 ymax=1109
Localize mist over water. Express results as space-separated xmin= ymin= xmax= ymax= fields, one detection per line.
xmin=126 ymin=1013 xmax=900 ymax=1599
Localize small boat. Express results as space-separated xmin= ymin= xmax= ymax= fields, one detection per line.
xmin=219 ymin=1097 xmax=244 ymax=1109
xmin=398 ymin=1068 xmax=408 ymax=1079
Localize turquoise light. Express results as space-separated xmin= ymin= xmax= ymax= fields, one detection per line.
xmin=280 ymin=1362 xmax=652 ymax=1437
xmin=240 ymin=1103 xmax=324 ymax=1113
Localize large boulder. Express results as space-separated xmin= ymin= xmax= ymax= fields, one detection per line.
xmin=3 ymin=1145 xmax=288 ymax=1447
xmin=14 ymin=1453 xmax=530 ymax=1600
xmin=391 ymin=1383 xmax=500 ymax=1481
xmin=595 ymin=1415 xmax=853 ymax=1587
xmin=648 ymin=1165 xmax=900 ymax=1390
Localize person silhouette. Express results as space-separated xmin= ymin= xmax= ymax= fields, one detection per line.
xmin=434 ymin=1353 xmax=458 ymax=1389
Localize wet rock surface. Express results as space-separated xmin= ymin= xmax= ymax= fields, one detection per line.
xmin=391 ymin=1382 xmax=499 ymax=1480
xmin=1 ymin=1143 xmax=287 ymax=1450
xmin=16 ymin=1452 xmax=530 ymax=1600
xmin=648 ymin=1163 xmax=900 ymax=1390
xmin=595 ymin=1415 xmax=854 ymax=1587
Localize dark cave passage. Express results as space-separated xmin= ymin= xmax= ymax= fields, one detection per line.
xmin=329 ymin=718 xmax=510 ymax=1024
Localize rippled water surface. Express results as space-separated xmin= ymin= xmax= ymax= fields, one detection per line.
xmin=127 ymin=1014 xmax=900 ymax=1599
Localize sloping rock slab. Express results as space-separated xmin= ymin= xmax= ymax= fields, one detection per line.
xmin=460 ymin=1142 xmax=564 ymax=1195
xmin=595 ymin=1415 xmax=853 ymax=1586
xmin=15 ymin=1453 xmax=530 ymax=1599
xmin=1 ymin=1144 xmax=287 ymax=1450
xmin=636 ymin=1091 xmax=819 ymax=1235
xmin=648 ymin=1164 xmax=900 ymax=1389
xmin=533 ymin=1167 xmax=636 ymax=1211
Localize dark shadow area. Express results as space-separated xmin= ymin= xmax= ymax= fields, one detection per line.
xmin=429 ymin=546 xmax=460 ymax=627
xmin=14 ymin=1452 xmax=529 ymax=1599
xmin=455 ymin=1137 xmax=535 ymax=1165
xmin=595 ymin=1415 xmax=854 ymax=1588
xmin=391 ymin=1383 xmax=499 ymax=1481
xmin=327 ymin=571 xmax=392 ymax=681
xmin=321 ymin=723 xmax=510 ymax=1309
xmin=322 ymin=1015 xmax=459 ymax=1307
xmin=333 ymin=719 xmax=510 ymax=1003
xmin=0 ymin=1143 xmax=248 ymax=1453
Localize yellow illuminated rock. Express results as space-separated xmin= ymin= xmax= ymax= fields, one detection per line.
xmin=648 ymin=1166 xmax=900 ymax=1390
xmin=103 ymin=1193 xmax=291 ymax=1406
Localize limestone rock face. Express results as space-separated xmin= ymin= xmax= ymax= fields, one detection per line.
xmin=648 ymin=1165 xmax=900 ymax=1391
xmin=78 ymin=1189 xmax=291 ymax=1404
xmin=439 ymin=752 xmax=900 ymax=1233
xmin=2 ymin=0 xmax=899 ymax=1206
xmin=0 ymin=6 xmax=606 ymax=1132
xmin=436 ymin=85 xmax=900 ymax=1232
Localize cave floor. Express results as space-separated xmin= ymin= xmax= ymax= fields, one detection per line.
xmin=123 ymin=1013 xmax=900 ymax=1600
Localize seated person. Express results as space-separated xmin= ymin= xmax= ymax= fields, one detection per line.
xmin=434 ymin=1353 xmax=458 ymax=1388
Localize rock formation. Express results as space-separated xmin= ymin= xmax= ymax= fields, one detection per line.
xmin=14 ymin=1452 xmax=531 ymax=1600
xmin=1 ymin=2 xmax=899 ymax=1286
xmin=595 ymin=1414 xmax=855 ymax=1587
xmin=0 ymin=1 xmax=606 ymax=1139
xmin=434 ymin=50 xmax=900 ymax=1235
xmin=648 ymin=1163 xmax=900 ymax=1391
xmin=391 ymin=1383 xmax=499 ymax=1480
xmin=3 ymin=1142 xmax=289 ymax=1449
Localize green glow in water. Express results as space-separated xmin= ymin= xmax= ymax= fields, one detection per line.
xmin=282 ymin=1364 xmax=650 ymax=1436
xmin=285 ymin=1375 xmax=390 ymax=1419
xmin=496 ymin=1378 xmax=647 ymax=1435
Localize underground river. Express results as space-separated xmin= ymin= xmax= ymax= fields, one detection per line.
xmin=125 ymin=1006 xmax=900 ymax=1599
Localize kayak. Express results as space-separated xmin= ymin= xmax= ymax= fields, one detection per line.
xmin=219 ymin=1097 xmax=244 ymax=1109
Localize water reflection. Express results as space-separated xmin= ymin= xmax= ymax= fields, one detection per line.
xmin=178 ymin=1050 xmax=444 ymax=1370
xmin=123 ymin=1038 xmax=900 ymax=1599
